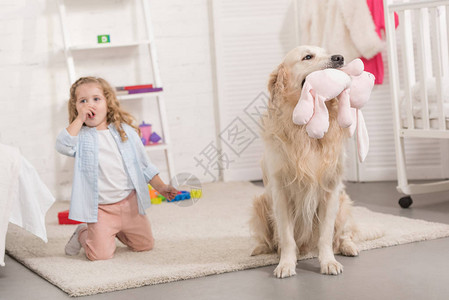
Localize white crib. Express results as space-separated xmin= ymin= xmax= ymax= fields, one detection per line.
xmin=384 ymin=0 xmax=449 ymax=208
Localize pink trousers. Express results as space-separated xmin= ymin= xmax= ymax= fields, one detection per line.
xmin=78 ymin=190 xmax=154 ymax=261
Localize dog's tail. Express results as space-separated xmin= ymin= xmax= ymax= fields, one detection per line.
xmin=249 ymin=193 xmax=277 ymax=256
xmin=353 ymin=224 xmax=385 ymax=242
xmin=338 ymin=191 xmax=385 ymax=243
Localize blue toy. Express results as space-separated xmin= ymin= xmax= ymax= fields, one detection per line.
xmin=167 ymin=190 xmax=191 ymax=202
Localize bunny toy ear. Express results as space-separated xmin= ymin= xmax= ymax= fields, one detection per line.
xmin=337 ymin=89 xmax=353 ymax=128
xmin=356 ymin=110 xmax=369 ymax=162
xmin=348 ymin=108 xmax=357 ymax=137
xmin=292 ymin=81 xmax=315 ymax=125
xmin=306 ymin=94 xmax=329 ymax=139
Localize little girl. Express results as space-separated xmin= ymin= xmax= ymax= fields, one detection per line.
xmin=55 ymin=76 xmax=178 ymax=261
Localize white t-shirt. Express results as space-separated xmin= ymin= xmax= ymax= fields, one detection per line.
xmin=97 ymin=129 xmax=134 ymax=204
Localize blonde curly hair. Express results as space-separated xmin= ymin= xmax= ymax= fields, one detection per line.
xmin=68 ymin=77 xmax=140 ymax=142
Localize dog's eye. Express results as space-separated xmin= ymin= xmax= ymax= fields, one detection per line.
xmin=302 ymin=54 xmax=313 ymax=61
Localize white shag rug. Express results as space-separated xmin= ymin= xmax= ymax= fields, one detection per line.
xmin=5 ymin=181 xmax=449 ymax=297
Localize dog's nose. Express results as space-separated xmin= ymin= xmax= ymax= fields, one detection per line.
xmin=331 ymin=55 xmax=344 ymax=63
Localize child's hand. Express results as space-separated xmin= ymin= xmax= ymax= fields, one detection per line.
xmin=159 ymin=185 xmax=178 ymax=201
xmin=77 ymin=104 xmax=96 ymax=123
xmin=149 ymin=175 xmax=178 ymax=200
xmin=66 ymin=104 xmax=96 ymax=136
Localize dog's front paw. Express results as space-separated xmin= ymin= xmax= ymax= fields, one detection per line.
xmin=320 ymin=260 xmax=343 ymax=275
xmin=340 ymin=240 xmax=359 ymax=257
xmin=274 ymin=261 xmax=296 ymax=278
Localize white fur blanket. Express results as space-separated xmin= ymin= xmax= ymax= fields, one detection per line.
xmin=0 ymin=144 xmax=54 ymax=266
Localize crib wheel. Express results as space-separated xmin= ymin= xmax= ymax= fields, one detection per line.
xmin=399 ymin=196 xmax=413 ymax=208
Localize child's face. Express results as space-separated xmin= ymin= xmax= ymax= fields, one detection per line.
xmin=75 ymin=83 xmax=108 ymax=130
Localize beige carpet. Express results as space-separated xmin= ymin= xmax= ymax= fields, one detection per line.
xmin=6 ymin=181 xmax=449 ymax=297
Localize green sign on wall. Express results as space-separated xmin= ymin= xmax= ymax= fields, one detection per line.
xmin=97 ymin=35 xmax=110 ymax=44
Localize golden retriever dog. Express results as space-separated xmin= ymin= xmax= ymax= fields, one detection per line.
xmin=250 ymin=46 xmax=375 ymax=278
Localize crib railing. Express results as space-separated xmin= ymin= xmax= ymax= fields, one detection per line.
xmin=384 ymin=0 xmax=449 ymax=202
xmin=386 ymin=0 xmax=449 ymax=138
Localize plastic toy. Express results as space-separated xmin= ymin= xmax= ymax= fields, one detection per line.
xmin=292 ymin=59 xmax=374 ymax=162
xmin=167 ymin=191 xmax=191 ymax=202
xmin=149 ymin=132 xmax=161 ymax=144
xmin=58 ymin=210 xmax=82 ymax=225
xmin=148 ymin=185 xmax=193 ymax=203
xmin=149 ymin=184 xmax=166 ymax=204
xmin=149 ymin=188 xmax=158 ymax=199
xmin=139 ymin=122 xmax=163 ymax=145
xmin=151 ymin=194 xmax=164 ymax=204
xmin=139 ymin=122 xmax=152 ymax=145
xmin=190 ymin=189 xmax=202 ymax=199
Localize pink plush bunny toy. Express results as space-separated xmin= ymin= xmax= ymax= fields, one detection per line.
xmin=292 ymin=59 xmax=375 ymax=162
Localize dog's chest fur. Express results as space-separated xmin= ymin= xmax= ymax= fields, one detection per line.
xmin=263 ymin=99 xmax=347 ymax=184
xmin=261 ymin=99 xmax=348 ymax=249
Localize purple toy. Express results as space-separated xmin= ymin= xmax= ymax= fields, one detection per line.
xmin=149 ymin=132 xmax=161 ymax=143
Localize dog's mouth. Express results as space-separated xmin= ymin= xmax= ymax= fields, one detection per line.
xmin=301 ymin=55 xmax=345 ymax=87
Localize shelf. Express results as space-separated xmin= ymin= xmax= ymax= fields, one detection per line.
xmin=117 ymin=90 xmax=163 ymax=101
xmin=57 ymin=0 xmax=175 ymax=178
xmin=69 ymin=40 xmax=151 ymax=51
xmin=144 ymin=143 xmax=168 ymax=151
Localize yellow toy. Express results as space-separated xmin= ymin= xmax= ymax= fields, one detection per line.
xmin=148 ymin=184 xmax=165 ymax=204
xmin=190 ymin=189 xmax=202 ymax=199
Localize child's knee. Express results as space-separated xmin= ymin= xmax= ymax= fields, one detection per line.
xmin=84 ymin=243 xmax=115 ymax=261
xmin=134 ymin=237 xmax=154 ymax=252
xmin=86 ymin=250 xmax=115 ymax=261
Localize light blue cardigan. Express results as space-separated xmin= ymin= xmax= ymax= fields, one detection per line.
xmin=55 ymin=123 xmax=159 ymax=223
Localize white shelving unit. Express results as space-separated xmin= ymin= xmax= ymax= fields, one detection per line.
xmin=57 ymin=0 xmax=175 ymax=179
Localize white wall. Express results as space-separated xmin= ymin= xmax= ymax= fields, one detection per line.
xmin=0 ymin=0 xmax=218 ymax=200
xmin=212 ymin=0 xmax=299 ymax=182
xmin=4 ymin=0 xmax=447 ymax=203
